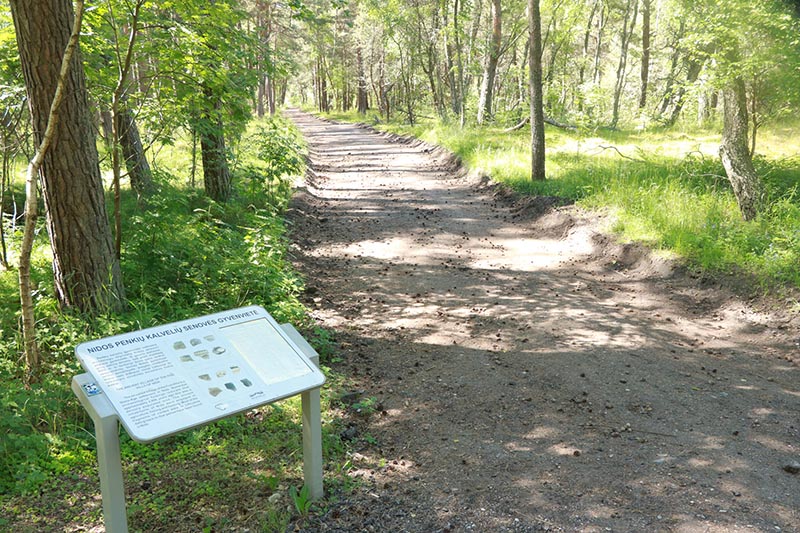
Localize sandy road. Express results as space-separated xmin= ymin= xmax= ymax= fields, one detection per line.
xmin=286 ymin=109 xmax=799 ymax=533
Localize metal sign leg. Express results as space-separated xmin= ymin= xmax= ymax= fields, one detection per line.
xmin=72 ymin=374 xmax=129 ymax=532
xmin=301 ymin=386 xmax=324 ymax=500
xmin=280 ymin=324 xmax=325 ymax=500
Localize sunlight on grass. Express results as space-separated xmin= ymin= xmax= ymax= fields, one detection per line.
xmin=321 ymin=109 xmax=800 ymax=294
xmin=0 ymin=115 xmax=356 ymax=532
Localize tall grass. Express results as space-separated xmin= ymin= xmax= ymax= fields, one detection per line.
xmin=322 ymin=109 xmax=800 ymax=294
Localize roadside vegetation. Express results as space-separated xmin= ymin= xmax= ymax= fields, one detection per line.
xmin=321 ymin=109 xmax=800 ymax=298
xmin=0 ymin=116 xmax=362 ymax=531
xmin=2 ymin=0 xmax=800 ymax=530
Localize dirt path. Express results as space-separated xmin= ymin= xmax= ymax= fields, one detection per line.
xmin=284 ymin=110 xmax=800 ymax=533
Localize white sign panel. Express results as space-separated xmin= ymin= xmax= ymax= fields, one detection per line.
xmin=75 ymin=306 xmax=325 ymax=443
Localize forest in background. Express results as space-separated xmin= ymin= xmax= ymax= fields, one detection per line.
xmin=296 ymin=0 xmax=800 ymax=135
xmin=302 ymin=0 xmax=800 ymax=295
xmin=1 ymin=0 xmax=800 ymax=529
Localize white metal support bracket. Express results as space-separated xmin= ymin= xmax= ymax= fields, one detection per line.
xmin=72 ymin=373 xmax=129 ymax=533
xmin=72 ymin=320 xmax=324 ymax=532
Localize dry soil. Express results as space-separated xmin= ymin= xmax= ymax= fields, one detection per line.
xmin=284 ymin=109 xmax=800 ymax=533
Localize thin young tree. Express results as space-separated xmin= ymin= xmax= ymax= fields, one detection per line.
xmin=11 ymin=0 xmax=125 ymax=317
xmin=477 ymin=0 xmax=502 ymax=125
xmin=609 ymin=0 xmax=637 ymax=128
xmin=639 ymin=0 xmax=651 ymax=109
xmin=108 ymin=0 xmax=148 ymax=258
xmin=10 ymin=0 xmax=96 ymax=380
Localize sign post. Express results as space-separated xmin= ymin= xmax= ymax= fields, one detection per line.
xmin=72 ymin=306 xmax=325 ymax=532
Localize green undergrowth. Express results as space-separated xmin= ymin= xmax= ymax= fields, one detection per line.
xmin=0 ymin=115 xmax=360 ymax=530
xmin=322 ymin=109 xmax=800 ymax=297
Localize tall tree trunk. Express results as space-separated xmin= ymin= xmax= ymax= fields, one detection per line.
xmin=663 ymin=58 xmax=702 ymax=127
xmin=453 ymin=0 xmax=466 ymax=126
xmin=200 ymin=86 xmax=232 ymax=203
xmin=529 ymin=0 xmax=545 ymax=180
xmin=442 ymin=0 xmax=459 ymax=118
xmin=593 ymin=2 xmax=607 ymax=84
xmin=266 ymin=75 xmax=276 ymax=115
xmin=638 ymin=0 xmax=651 ymax=109
xmin=257 ymin=74 xmax=266 ymax=117
xmin=720 ymin=76 xmax=763 ymax=221
xmin=477 ymin=0 xmax=502 ymax=125
xmin=318 ymin=55 xmax=329 ymax=113
xmin=659 ymin=20 xmax=685 ymax=115
xmin=10 ymin=0 xmax=125 ymax=314
xmin=466 ymin=0 xmax=483 ymax=70
xmin=357 ymin=46 xmax=368 ymax=114
xmin=610 ymin=0 xmax=638 ymax=128
xmin=518 ymin=37 xmax=529 ymax=119
xmin=115 ymin=103 xmax=153 ymax=195
xmin=579 ymin=0 xmax=599 ymax=85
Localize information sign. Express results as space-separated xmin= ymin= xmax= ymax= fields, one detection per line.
xmin=75 ymin=305 xmax=326 ymax=442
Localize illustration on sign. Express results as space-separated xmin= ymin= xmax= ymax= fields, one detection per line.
xmin=75 ymin=306 xmax=326 ymax=442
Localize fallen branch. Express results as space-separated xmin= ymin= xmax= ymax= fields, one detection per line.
xmin=503 ymin=115 xmax=578 ymax=133
xmin=596 ymin=145 xmax=644 ymax=162
xmin=544 ymin=116 xmax=578 ymax=131
xmin=504 ymin=117 xmax=529 ymax=132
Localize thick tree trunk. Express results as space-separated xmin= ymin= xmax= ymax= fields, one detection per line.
xmin=317 ymin=56 xmax=330 ymax=113
xmin=200 ymin=87 xmax=232 ymax=203
xmin=529 ymin=0 xmax=545 ymax=180
xmin=720 ymin=78 xmax=763 ymax=221
xmin=477 ymin=0 xmax=502 ymax=125
xmin=639 ymin=0 xmax=651 ymax=109
xmin=10 ymin=0 xmax=125 ymax=313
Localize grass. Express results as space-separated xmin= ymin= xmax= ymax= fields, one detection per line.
xmin=0 ymin=114 xmax=371 ymax=531
xmin=321 ymin=108 xmax=800 ymax=295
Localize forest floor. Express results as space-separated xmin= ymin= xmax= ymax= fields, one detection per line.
xmin=284 ymin=109 xmax=800 ymax=533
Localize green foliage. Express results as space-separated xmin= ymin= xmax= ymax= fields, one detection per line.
xmin=81 ymin=0 xmax=258 ymax=150
xmin=289 ymin=483 xmax=313 ymax=515
xmin=0 ymin=10 xmax=20 ymax=83
xmin=0 ymin=356 xmax=93 ymax=494
xmin=122 ymin=182 xmax=305 ymax=324
xmin=0 ymin=113 xmax=316 ymax=503
xmin=235 ymin=115 xmax=307 ymax=211
xmin=342 ymin=110 xmax=800 ymax=295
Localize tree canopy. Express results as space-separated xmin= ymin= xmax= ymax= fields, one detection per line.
xmin=1 ymin=0 xmax=800 ymax=376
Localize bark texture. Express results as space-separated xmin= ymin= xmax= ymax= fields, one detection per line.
xmin=529 ymin=0 xmax=546 ymax=180
xmin=639 ymin=0 xmax=651 ymax=109
xmin=200 ymin=87 xmax=232 ymax=203
xmin=720 ymin=78 xmax=763 ymax=221
xmin=115 ymin=104 xmax=153 ymax=195
xmin=610 ymin=0 xmax=637 ymax=128
xmin=477 ymin=0 xmax=502 ymax=125
xmin=10 ymin=0 xmax=125 ymax=312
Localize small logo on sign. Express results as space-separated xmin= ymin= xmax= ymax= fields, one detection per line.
xmin=83 ymin=382 xmax=102 ymax=396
